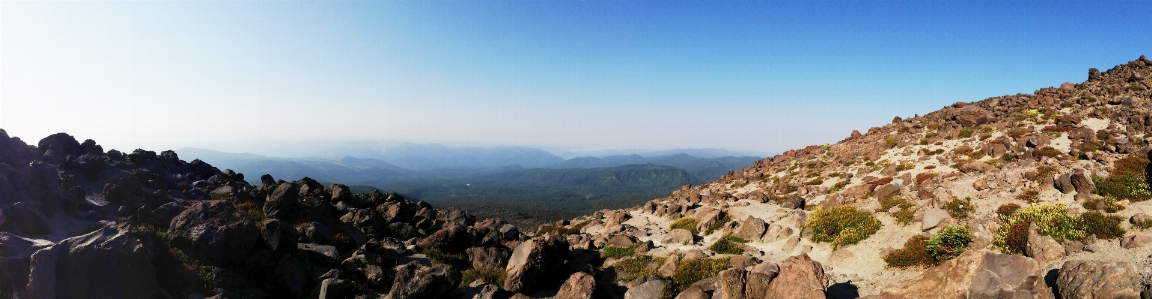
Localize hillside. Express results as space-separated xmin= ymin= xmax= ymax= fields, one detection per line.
xmin=535 ymin=55 xmax=1152 ymax=298
xmin=3 ymin=56 xmax=1152 ymax=299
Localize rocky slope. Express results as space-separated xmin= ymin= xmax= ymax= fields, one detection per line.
xmin=2 ymin=55 xmax=1152 ymax=299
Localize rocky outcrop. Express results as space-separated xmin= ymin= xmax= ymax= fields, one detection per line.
xmin=554 ymin=272 xmax=596 ymax=299
xmin=504 ymin=234 xmax=570 ymax=293
xmin=387 ymin=263 xmax=462 ymax=299
xmin=880 ymin=251 xmax=1052 ymax=299
xmin=762 ymin=253 xmax=826 ymax=299
xmin=27 ymin=226 xmax=157 ymax=299
xmin=1056 ymin=260 xmax=1142 ymax=299
xmin=166 ymin=200 xmax=259 ymax=265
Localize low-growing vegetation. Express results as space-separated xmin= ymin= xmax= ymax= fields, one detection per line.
xmin=610 ymin=255 xmax=666 ymax=283
xmin=958 ymin=129 xmax=975 ymax=138
xmin=1094 ymin=154 xmax=1152 ymax=201
xmin=601 ymin=245 xmax=639 ymax=258
xmin=944 ymin=197 xmax=975 ymax=220
xmin=880 ymin=196 xmax=916 ymax=226
xmin=883 ymin=235 xmax=934 ymax=268
xmin=671 ymin=257 xmax=730 ymax=293
xmin=926 ymin=226 xmax=974 ymax=262
xmin=670 ymin=217 xmax=700 ymax=235
xmin=806 ymin=205 xmax=883 ymax=248
xmin=460 ymin=268 xmax=506 ymax=287
xmin=1081 ymin=195 xmax=1125 ymax=213
xmin=1016 ymin=189 xmax=1040 ymax=203
xmin=994 ymin=203 xmax=1128 ymax=253
xmin=703 ymin=215 xmax=732 ymax=235
xmin=708 ymin=238 xmax=744 ymax=254
xmin=996 ymin=203 xmax=1021 ymax=217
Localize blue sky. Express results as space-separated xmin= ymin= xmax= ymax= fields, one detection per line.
xmin=2 ymin=1 xmax=1149 ymax=156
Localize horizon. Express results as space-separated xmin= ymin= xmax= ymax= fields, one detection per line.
xmin=3 ymin=1 xmax=1151 ymax=156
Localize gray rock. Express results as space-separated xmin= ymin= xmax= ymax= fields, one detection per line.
xmin=625 ymin=279 xmax=669 ymax=299
xmin=297 ymin=243 xmax=340 ymax=264
xmin=733 ymin=216 xmax=767 ymax=240
xmin=1026 ymin=224 xmax=1064 ymax=266
xmin=264 ymin=183 xmax=298 ymax=219
xmin=1056 ymin=260 xmax=1142 ymax=299
xmin=466 ymin=246 xmax=511 ymax=270
xmin=762 ymin=223 xmax=794 ymax=243
xmin=554 ymin=272 xmax=596 ymax=299
xmin=2 ymin=202 xmax=50 ymax=236
xmin=387 ymin=263 xmax=462 ymax=299
xmin=167 ymin=200 xmax=259 ymax=265
xmin=318 ymin=278 xmax=353 ymax=299
xmin=504 ymin=234 xmax=570 ymax=293
xmin=920 ymin=208 xmax=951 ymax=232
xmin=28 ymin=226 xmax=157 ymax=299
xmin=1121 ymin=234 xmax=1152 ymax=249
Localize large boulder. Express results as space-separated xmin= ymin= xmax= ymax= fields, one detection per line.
xmin=951 ymin=107 xmax=993 ymax=127
xmin=466 ymin=246 xmax=511 ymax=270
xmin=387 ymin=263 xmax=462 ymax=299
xmin=880 ymin=250 xmax=1053 ymax=299
xmin=0 ymin=232 xmax=53 ymax=298
xmin=625 ymin=279 xmax=669 ymax=299
xmin=36 ymin=133 xmax=81 ymax=160
xmin=921 ymin=208 xmax=951 ymax=232
xmin=27 ymin=226 xmax=157 ymax=299
xmin=733 ymin=216 xmax=767 ymax=240
xmin=264 ymin=183 xmax=298 ymax=220
xmin=662 ymin=229 xmax=694 ymax=245
xmin=167 ymin=200 xmax=259 ymax=265
xmin=745 ymin=262 xmax=779 ymax=298
xmin=761 ymin=254 xmax=826 ymax=299
xmin=1070 ymin=169 xmax=1095 ymax=194
xmin=1056 ymin=260 xmax=1142 ymax=299
xmin=554 ymin=271 xmax=596 ymax=299
xmin=0 ymin=129 xmax=34 ymax=167
xmin=1025 ymin=225 xmax=1064 ymax=266
xmin=718 ymin=268 xmax=748 ymax=299
xmin=418 ymin=224 xmax=471 ymax=254
xmin=504 ymin=234 xmax=570 ymax=293
xmin=2 ymin=202 xmax=51 ymax=236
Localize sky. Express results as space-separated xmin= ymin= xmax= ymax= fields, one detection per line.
xmin=2 ymin=1 xmax=1151 ymax=157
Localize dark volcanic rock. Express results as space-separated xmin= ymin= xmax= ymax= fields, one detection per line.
xmin=2 ymin=202 xmax=51 ymax=236
xmin=504 ymin=234 xmax=571 ymax=293
xmin=264 ymin=182 xmax=298 ymax=220
xmin=28 ymin=226 xmax=157 ymax=299
xmin=166 ymin=200 xmax=259 ymax=265
xmin=387 ymin=263 xmax=462 ymax=299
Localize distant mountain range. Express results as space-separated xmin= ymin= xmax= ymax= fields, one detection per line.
xmin=175 ymin=144 xmax=763 ymax=220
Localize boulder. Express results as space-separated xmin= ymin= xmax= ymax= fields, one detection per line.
xmin=952 ymin=107 xmax=992 ymax=127
xmin=318 ymin=278 xmax=353 ymax=299
xmin=921 ymin=208 xmax=951 ymax=232
xmin=504 ymin=234 xmax=570 ymax=293
xmin=745 ymin=262 xmax=779 ymax=298
xmin=658 ymin=253 xmax=680 ymax=278
xmin=264 ymin=183 xmax=298 ymax=220
xmin=2 ymin=202 xmax=51 ymax=236
xmin=260 ymin=219 xmax=299 ymax=255
xmin=1056 ymin=260 xmax=1142 ymax=299
xmin=880 ymin=250 xmax=1052 ymax=299
xmin=554 ymin=272 xmax=596 ymax=299
xmin=1025 ymin=225 xmax=1064 ymax=266
xmin=466 ymin=246 xmax=511 ymax=270
xmin=718 ymin=268 xmax=748 ymax=299
xmin=166 ymin=200 xmax=259 ymax=265
xmin=608 ymin=234 xmax=637 ymax=248
xmin=674 ymin=285 xmax=709 ymax=299
xmin=973 ymin=179 xmax=989 ymax=191
xmin=1121 ymin=234 xmax=1152 ymax=249
xmin=387 ymin=263 xmax=462 ymax=299
xmin=0 ymin=232 xmax=53 ymax=298
xmin=873 ymin=184 xmax=901 ymax=201
xmin=27 ymin=226 xmax=157 ymax=299
xmin=0 ymin=129 xmax=34 ymax=167
xmin=733 ymin=216 xmax=767 ymax=240
xmin=625 ymin=279 xmax=669 ymax=299
xmin=761 ymin=254 xmax=826 ymax=299
xmin=762 ymin=223 xmax=794 ymax=243
xmin=1055 ymin=174 xmax=1075 ymax=194
xmin=695 ymin=209 xmax=724 ymax=234
xmin=1070 ymin=169 xmax=1095 ymax=194
xmin=418 ymin=224 xmax=471 ymax=254
xmin=780 ymin=195 xmax=806 ymax=209
xmin=662 ymin=229 xmax=694 ymax=245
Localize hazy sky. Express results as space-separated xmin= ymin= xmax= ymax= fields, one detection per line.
xmin=2 ymin=1 xmax=1150 ymax=155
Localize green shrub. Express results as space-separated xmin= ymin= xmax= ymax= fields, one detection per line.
xmin=1078 ymin=211 xmax=1125 ymax=239
xmin=958 ymin=129 xmax=974 ymax=138
xmin=807 ymin=178 xmax=824 ymax=185
xmin=611 ymin=255 xmax=665 ymax=283
xmin=883 ymin=235 xmax=935 ymax=268
xmin=424 ymin=248 xmax=468 ymax=267
xmin=1081 ymin=196 xmax=1126 ymax=213
xmin=1033 ymin=146 xmax=1062 ymax=159
xmin=880 ymin=196 xmax=911 ymax=211
xmin=886 ymin=137 xmax=899 ymax=148
xmin=806 ymin=205 xmax=883 ymax=248
xmin=944 ymin=197 xmax=975 ymax=220
xmin=670 ymin=217 xmax=700 ymax=235
xmin=927 ymin=226 xmax=974 ymax=262
xmin=708 ymin=238 xmax=744 ymax=254
xmin=460 ymin=268 xmax=506 ymax=287
xmin=726 ymin=235 xmax=750 ymax=243
xmin=672 ymin=257 xmax=729 ymax=293
xmin=602 ymin=245 xmax=638 ymax=258
xmin=894 ymin=209 xmax=916 ymax=226
xmin=1094 ymin=154 xmax=1152 ymax=201
xmin=995 ymin=204 xmax=1083 ymax=249
xmin=831 ymin=180 xmax=850 ymax=192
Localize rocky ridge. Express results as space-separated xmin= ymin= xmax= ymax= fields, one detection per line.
xmin=2 ymin=56 xmax=1152 ymax=299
